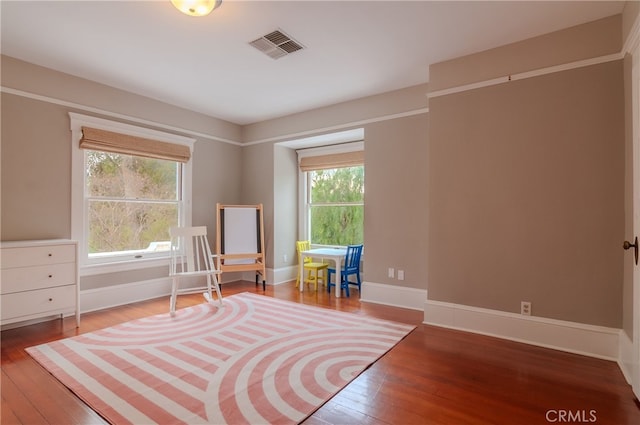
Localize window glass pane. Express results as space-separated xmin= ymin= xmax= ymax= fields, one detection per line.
xmin=88 ymin=200 xmax=177 ymax=254
xmin=86 ymin=150 xmax=180 ymax=258
xmin=310 ymin=205 xmax=364 ymax=245
xmin=308 ymin=165 xmax=364 ymax=246
xmin=310 ymin=166 xmax=364 ymax=203
xmin=87 ymin=150 xmax=178 ymax=200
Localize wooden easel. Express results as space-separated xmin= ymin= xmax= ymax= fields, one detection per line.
xmin=215 ymin=203 xmax=266 ymax=290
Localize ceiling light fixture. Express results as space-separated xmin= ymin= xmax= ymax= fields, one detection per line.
xmin=171 ymin=0 xmax=222 ymax=17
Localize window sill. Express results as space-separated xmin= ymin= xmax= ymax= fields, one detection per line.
xmin=80 ymin=257 xmax=170 ymax=277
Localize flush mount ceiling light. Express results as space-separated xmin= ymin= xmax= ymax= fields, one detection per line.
xmin=171 ymin=0 xmax=222 ymax=17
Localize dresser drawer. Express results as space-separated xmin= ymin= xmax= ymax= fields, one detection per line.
xmin=1 ymin=244 xmax=75 ymax=269
xmin=0 ymin=240 xmax=79 ymax=327
xmin=1 ymin=263 xmax=76 ymax=294
xmin=1 ymin=285 xmax=76 ymax=322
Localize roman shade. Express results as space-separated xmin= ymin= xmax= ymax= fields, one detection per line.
xmin=80 ymin=127 xmax=191 ymax=163
xmin=299 ymin=151 xmax=364 ymax=172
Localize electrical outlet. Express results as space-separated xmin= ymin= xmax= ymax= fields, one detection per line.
xmin=397 ymin=270 xmax=405 ymax=280
xmin=521 ymin=301 xmax=531 ymax=316
xmin=388 ymin=268 xmax=395 ymax=278
xmin=283 ymin=253 xmax=288 ymax=262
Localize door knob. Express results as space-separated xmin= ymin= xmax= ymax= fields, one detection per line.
xmin=623 ymin=236 xmax=638 ymax=265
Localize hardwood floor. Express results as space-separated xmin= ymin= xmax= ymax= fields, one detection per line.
xmin=2 ymin=280 xmax=639 ymax=424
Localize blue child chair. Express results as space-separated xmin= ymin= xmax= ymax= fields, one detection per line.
xmin=327 ymin=244 xmax=363 ymax=297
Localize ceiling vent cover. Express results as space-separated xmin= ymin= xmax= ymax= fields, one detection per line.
xmin=249 ymin=29 xmax=304 ymax=60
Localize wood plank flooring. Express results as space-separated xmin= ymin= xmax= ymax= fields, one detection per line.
xmin=2 ymin=280 xmax=639 ymax=424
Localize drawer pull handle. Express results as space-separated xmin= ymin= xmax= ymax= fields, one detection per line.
xmin=48 ymin=253 xmax=52 ymax=257
xmin=48 ymin=274 xmax=53 ymax=278
xmin=48 ymin=298 xmax=53 ymax=302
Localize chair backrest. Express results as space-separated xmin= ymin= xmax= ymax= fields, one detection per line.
xmin=296 ymin=240 xmax=311 ymax=264
xmin=170 ymin=226 xmax=216 ymax=275
xmin=344 ymin=244 xmax=364 ymax=272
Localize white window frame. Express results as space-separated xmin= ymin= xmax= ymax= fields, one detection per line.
xmin=297 ymin=141 xmax=364 ymax=247
xmin=69 ymin=112 xmax=195 ymax=276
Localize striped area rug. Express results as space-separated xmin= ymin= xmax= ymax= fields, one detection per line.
xmin=26 ymin=292 xmax=415 ymax=424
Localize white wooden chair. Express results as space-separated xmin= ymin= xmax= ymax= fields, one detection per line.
xmin=169 ymin=226 xmax=223 ymax=316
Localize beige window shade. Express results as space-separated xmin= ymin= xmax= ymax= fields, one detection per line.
xmin=80 ymin=127 xmax=191 ymax=163
xmin=299 ymin=151 xmax=364 ymax=172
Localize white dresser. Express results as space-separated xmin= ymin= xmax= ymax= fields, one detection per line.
xmin=1 ymin=239 xmax=80 ymax=327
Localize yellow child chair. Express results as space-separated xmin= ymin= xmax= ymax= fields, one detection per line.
xmin=296 ymin=240 xmax=329 ymax=290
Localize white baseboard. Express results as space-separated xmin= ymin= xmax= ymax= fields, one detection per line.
xmin=0 ymin=313 xmax=77 ymax=331
xmin=81 ymin=277 xmax=173 ymax=313
xmin=238 ymin=265 xmax=299 ymax=286
xmin=618 ymin=330 xmax=634 ymax=384
xmin=424 ymin=299 xmax=620 ymax=361
xmin=80 ymin=278 xmax=622 ymax=364
xmin=82 ymin=276 xmax=234 ymax=313
xmin=80 ymin=269 xmax=291 ymax=313
xmin=360 ymin=281 xmax=427 ymax=311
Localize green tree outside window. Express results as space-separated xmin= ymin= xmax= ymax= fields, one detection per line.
xmin=86 ymin=150 xmax=180 ymax=255
xmin=309 ymin=166 xmax=364 ymax=245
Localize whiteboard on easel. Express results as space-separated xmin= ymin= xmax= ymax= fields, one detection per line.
xmin=222 ymin=207 xmax=258 ymax=264
xmin=216 ymin=203 xmax=266 ymax=289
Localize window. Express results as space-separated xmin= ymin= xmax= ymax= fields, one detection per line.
xmin=298 ymin=141 xmax=364 ymax=247
xmin=308 ymin=166 xmax=364 ymax=245
xmin=70 ymin=113 xmax=195 ymax=272
xmin=85 ymin=151 xmax=180 ymax=261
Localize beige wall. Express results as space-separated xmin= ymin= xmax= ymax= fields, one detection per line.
xmin=239 ymin=141 xmax=275 ymax=270
xmin=363 ymin=114 xmax=428 ymax=289
xmin=193 ymin=139 xmax=243 ymax=232
xmin=622 ymin=1 xmax=640 ymax=338
xmin=1 ymin=56 xmax=241 ymax=143
xmin=623 ymin=1 xmax=640 ymax=44
xmin=1 ymin=10 xmax=635 ymax=328
xmin=427 ymin=19 xmax=626 ymax=327
xmin=240 ymin=86 xmax=429 ymax=287
xmin=0 ymin=52 xmax=429 ymax=289
xmin=1 ymin=56 xmax=244 ymax=289
xmin=1 ymin=93 xmax=72 ymax=240
xmin=242 ymin=84 xmax=428 ymax=144
xmin=273 ymin=146 xmax=298 ymax=270
xmin=429 ymin=15 xmax=622 ymax=92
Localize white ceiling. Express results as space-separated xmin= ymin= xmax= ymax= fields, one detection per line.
xmin=1 ymin=1 xmax=625 ymax=125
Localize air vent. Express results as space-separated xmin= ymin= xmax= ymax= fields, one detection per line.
xmin=249 ymin=29 xmax=304 ymax=60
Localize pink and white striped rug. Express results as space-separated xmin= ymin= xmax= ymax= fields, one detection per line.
xmin=27 ymin=292 xmax=415 ymax=424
